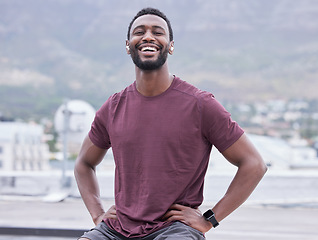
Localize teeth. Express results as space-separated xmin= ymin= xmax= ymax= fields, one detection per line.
xmin=141 ymin=46 xmax=157 ymax=52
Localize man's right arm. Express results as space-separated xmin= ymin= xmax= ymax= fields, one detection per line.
xmin=74 ymin=135 xmax=116 ymax=225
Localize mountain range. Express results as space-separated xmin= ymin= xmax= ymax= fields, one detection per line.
xmin=1 ymin=0 xmax=318 ymax=120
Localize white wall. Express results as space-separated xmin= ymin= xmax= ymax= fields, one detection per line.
xmin=0 ymin=122 xmax=50 ymax=171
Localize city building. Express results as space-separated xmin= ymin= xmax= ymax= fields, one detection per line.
xmin=0 ymin=121 xmax=50 ymax=171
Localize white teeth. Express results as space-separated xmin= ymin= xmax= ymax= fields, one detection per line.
xmin=141 ymin=46 xmax=157 ymax=52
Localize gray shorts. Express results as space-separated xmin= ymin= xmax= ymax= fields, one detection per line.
xmin=79 ymin=221 xmax=205 ymax=240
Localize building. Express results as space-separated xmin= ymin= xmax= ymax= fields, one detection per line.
xmin=54 ymin=99 xmax=96 ymax=155
xmin=0 ymin=122 xmax=50 ymax=171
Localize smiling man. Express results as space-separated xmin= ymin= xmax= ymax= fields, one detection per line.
xmin=75 ymin=7 xmax=267 ymax=240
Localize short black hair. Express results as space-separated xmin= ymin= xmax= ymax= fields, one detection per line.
xmin=127 ymin=7 xmax=173 ymax=42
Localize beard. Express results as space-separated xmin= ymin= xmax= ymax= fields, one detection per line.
xmin=130 ymin=46 xmax=169 ymax=71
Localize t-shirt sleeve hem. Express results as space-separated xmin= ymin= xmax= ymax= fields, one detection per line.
xmin=216 ymin=129 xmax=244 ymax=153
xmin=88 ymin=130 xmax=109 ymax=150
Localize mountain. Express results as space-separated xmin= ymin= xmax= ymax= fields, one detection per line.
xmin=1 ymin=0 xmax=318 ymax=120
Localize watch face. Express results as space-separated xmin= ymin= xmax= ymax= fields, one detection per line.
xmin=203 ymin=209 xmax=214 ymax=218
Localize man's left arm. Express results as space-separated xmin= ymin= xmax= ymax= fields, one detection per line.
xmin=163 ymin=133 xmax=267 ymax=233
xmin=210 ymin=133 xmax=267 ymax=225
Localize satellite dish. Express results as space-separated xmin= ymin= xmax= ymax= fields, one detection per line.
xmin=54 ymin=99 xmax=96 ymax=144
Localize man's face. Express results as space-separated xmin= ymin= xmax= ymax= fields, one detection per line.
xmin=126 ymin=14 xmax=173 ymax=71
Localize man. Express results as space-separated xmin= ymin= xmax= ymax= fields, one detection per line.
xmin=75 ymin=7 xmax=267 ymax=240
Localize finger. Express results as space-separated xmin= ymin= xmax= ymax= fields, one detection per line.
xmin=108 ymin=205 xmax=117 ymax=215
xmin=162 ymin=210 xmax=179 ymax=220
xmin=109 ymin=205 xmax=116 ymax=211
xmin=162 ymin=210 xmax=175 ymax=220
xmin=169 ymin=204 xmax=187 ymax=210
xmin=108 ymin=214 xmax=118 ymax=220
xmin=109 ymin=209 xmax=117 ymax=215
xmin=106 ymin=212 xmax=118 ymax=220
xmin=165 ymin=214 xmax=185 ymax=222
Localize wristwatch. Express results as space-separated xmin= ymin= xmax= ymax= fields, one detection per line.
xmin=203 ymin=209 xmax=219 ymax=228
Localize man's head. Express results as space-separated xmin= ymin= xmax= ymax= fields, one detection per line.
xmin=127 ymin=8 xmax=173 ymax=42
xmin=126 ymin=8 xmax=174 ymax=71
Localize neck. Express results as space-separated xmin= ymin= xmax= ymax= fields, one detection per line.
xmin=135 ymin=63 xmax=173 ymax=97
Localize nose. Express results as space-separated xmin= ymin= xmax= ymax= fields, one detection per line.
xmin=142 ymin=30 xmax=155 ymax=42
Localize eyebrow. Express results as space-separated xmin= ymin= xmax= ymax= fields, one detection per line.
xmin=133 ymin=25 xmax=166 ymax=32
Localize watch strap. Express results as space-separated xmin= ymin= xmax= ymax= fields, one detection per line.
xmin=203 ymin=209 xmax=219 ymax=228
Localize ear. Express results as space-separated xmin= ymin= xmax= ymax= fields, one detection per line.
xmin=126 ymin=40 xmax=130 ymax=54
xmin=169 ymin=41 xmax=175 ymax=55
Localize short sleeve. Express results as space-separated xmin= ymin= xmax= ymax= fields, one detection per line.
xmin=200 ymin=93 xmax=244 ymax=152
xmin=88 ymin=101 xmax=111 ymax=150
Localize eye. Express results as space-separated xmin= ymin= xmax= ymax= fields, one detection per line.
xmin=134 ymin=31 xmax=144 ymax=35
xmin=132 ymin=28 xmax=145 ymax=36
xmin=153 ymin=31 xmax=164 ymax=36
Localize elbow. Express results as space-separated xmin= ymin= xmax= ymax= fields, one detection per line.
xmin=261 ymin=162 xmax=268 ymax=177
xmin=241 ymin=155 xmax=267 ymax=180
xmin=74 ymin=158 xmax=80 ymax=180
xmin=260 ymin=155 xmax=268 ymax=174
xmin=255 ymin=157 xmax=268 ymax=179
xmin=74 ymin=156 xmax=96 ymax=177
xmin=74 ymin=157 xmax=87 ymax=179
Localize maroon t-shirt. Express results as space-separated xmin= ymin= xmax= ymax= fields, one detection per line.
xmin=89 ymin=76 xmax=244 ymax=237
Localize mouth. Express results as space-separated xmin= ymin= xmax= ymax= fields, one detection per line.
xmin=140 ymin=46 xmax=158 ymax=52
xmin=137 ymin=44 xmax=161 ymax=53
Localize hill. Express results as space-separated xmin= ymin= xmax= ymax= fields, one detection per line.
xmin=1 ymin=0 xmax=318 ymax=120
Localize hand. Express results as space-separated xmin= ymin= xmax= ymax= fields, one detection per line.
xmin=93 ymin=205 xmax=117 ymax=225
xmin=162 ymin=204 xmax=213 ymax=233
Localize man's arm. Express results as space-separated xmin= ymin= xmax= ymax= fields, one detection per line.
xmin=211 ymin=133 xmax=267 ymax=223
xmin=74 ymin=135 xmax=117 ymax=225
xmin=163 ymin=133 xmax=267 ymax=233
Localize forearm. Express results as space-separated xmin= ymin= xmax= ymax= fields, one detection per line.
xmin=74 ymin=161 xmax=105 ymax=224
xmin=212 ymin=161 xmax=267 ymax=223
xmin=162 ymin=163 xmax=265 ymax=233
